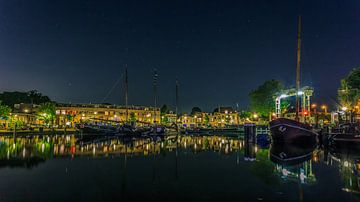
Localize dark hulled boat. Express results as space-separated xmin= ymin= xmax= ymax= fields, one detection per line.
xmin=269 ymin=118 xmax=317 ymax=145
xmin=329 ymin=123 xmax=360 ymax=145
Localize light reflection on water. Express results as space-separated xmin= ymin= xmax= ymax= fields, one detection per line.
xmin=0 ymin=134 xmax=358 ymax=201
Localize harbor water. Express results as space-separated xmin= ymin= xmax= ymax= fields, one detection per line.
xmin=0 ymin=134 xmax=358 ymax=201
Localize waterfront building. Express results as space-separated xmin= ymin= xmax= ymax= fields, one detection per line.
xmin=55 ymin=103 xmax=161 ymax=126
xmin=178 ymin=107 xmax=240 ymax=128
xmin=162 ymin=112 xmax=177 ymax=125
xmin=210 ymin=107 xmax=239 ymax=127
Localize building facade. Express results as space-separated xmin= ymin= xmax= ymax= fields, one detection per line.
xmin=56 ymin=103 xmax=161 ymax=126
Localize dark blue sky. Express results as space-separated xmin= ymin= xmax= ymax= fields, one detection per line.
xmin=0 ymin=0 xmax=359 ymax=112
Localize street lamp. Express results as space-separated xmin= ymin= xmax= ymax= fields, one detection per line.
xmin=311 ymin=104 xmax=317 ymax=113
xmin=321 ymin=105 xmax=327 ymax=114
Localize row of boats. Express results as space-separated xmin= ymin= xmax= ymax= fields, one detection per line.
xmin=76 ymin=123 xmax=166 ymax=137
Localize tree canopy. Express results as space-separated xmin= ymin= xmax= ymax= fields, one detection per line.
xmin=190 ymin=107 xmax=202 ymax=115
xmin=37 ymin=102 xmax=56 ymax=125
xmin=0 ymin=90 xmax=51 ymax=108
xmin=129 ymin=112 xmax=137 ymax=123
xmin=160 ymin=104 xmax=169 ymax=115
xmin=338 ymin=68 xmax=360 ymax=108
xmin=249 ymin=79 xmax=285 ymax=117
xmin=0 ymin=102 xmax=11 ymax=120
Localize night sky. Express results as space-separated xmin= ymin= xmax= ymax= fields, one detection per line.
xmin=0 ymin=0 xmax=359 ymax=112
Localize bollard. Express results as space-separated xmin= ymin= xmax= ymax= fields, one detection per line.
xmin=244 ymin=123 xmax=256 ymax=144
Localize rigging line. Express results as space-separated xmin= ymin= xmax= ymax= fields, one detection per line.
xmin=101 ymin=73 xmax=124 ymax=103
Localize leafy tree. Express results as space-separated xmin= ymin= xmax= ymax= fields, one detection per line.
xmin=338 ymin=68 xmax=360 ymax=109
xmin=191 ymin=107 xmax=202 ymax=115
xmin=161 ymin=115 xmax=169 ymax=124
xmin=0 ymin=90 xmax=51 ymax=108
xmin=27 ymin=90 xmax=51 ymax=104
xmin=204 ymin=114 xmax=210 ymax=125
xmin=37 ymin=102 xmax=56 ymax=125
xmin=160 ymin=104 xmax=169 ymax=115
xmin=239 ymin=111 xmax=251 ymax=119
xmin=0 ymin=102 xmax=11 ymax=120
xmin=129 ymin=112 xmax=137 ymax=123
xmin=66 ymin=114 xmax=74 ymax=122
xmin=0 ymin=102 xmax=11 ymax=129
xmin=249 ymin=79 xmax=285 ymax=118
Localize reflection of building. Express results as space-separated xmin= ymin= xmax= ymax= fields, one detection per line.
xmin=55 ymin=103 xmax=160 ymax=126
xmin=0 ymin=135 xmax=244 ymax=159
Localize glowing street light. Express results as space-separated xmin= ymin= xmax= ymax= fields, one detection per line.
xmin=341 ymin=106 xmax=348 ymax=111
xmin=311 ymin=104 xmax=317 ymax=113
xmin=321 ymin=105 xmax=327 ymax=114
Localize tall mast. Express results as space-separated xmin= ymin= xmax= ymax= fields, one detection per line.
xmin=295 ymin=16 xmax=302 ymax=121
xmin=125 ymin=64 xmax=128 ymax=122
xmin=153 ymin=69 xmax=158 ymax=124
xmin=175 ymin=78 xmax=179 ymax=115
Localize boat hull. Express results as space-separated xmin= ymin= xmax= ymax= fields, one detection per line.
xmin=269 ymin=118 xmax=317 ymax=145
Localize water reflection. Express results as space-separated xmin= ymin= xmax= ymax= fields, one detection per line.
xmin=270 ymin=143 xmax=316 ymax=184
xmin=0 ymin=134 xmax=359 ymax=200
xmin=0 ymin=135 xmax=245 ymax=165
xmin=329 ymin=144 xmax=360 ymax=195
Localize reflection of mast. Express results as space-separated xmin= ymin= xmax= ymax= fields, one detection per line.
xmin=175 ymin=135 xmax=179 ymax=180
xmin=295 ymin=16 xmax=302 ymax=121
xmin=152 ymin=141 xmax=157 ymax=183
xmin=121 ymin=144 xmax=128 ymax=200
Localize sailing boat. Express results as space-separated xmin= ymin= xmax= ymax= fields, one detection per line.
xmin=269 ymin=16 xmax=318 ymax=145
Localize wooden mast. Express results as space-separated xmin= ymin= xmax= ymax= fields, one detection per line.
xmin=175 ymin=78 xmax=179 ymax=115
xmin=125 ymin=64 xmax=128 ymax=122
xmin=295 ymin=16 xmax=302 ymax=122
xmin=153 ymin=69 xmax=158 ymax=124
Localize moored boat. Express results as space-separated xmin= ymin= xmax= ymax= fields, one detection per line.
xmin=269 ymin=118 xmax=318 ymax=145
xmin=329 ymin=123 xmax=360 ymax=144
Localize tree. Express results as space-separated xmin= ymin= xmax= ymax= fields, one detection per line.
xmin=161 ymin=115 xmax=169 ymax=125
xmin=204 ymin=114 xmax=210 ymax=125
xmin=37 ymin=102 xmax=56 ymax=125
xmin=249 ymin=79 xmax=285 ymax=118
xmin=239 ymin=111 xmax=251 ymax=120
xmin=129 ymin=112 xmax=137 ymax=123
xmin=27 ymin=90 xmax=51 ymax=104
xmin=338 ymin=68 xmax=360 ymax=109
xmin=0 ymin=90 xmax=51 ymax=108
xmin=0 ymin=102 xmax=11 ymax=128
xmin=0 ymin=102 xmax=11 ymax=120
xmin=191 ymin=107 xmax=202 ymax=115
xmin=160 ymin=104 xmax=169 ymax=115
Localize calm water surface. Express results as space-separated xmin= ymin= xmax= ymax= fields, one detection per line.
xmin=0 ymin=134 xmax=359 ymax=202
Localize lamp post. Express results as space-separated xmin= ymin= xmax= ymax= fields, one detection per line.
xmin=321 ymin=105 xmax=327 ymax=114
xmin=311 ymin=104 xmax=317 ymax=114
xmin=311 ymin=104 xmax=317 ymax=126
xmin=342 ymin=106 xmax=348 ymax=123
